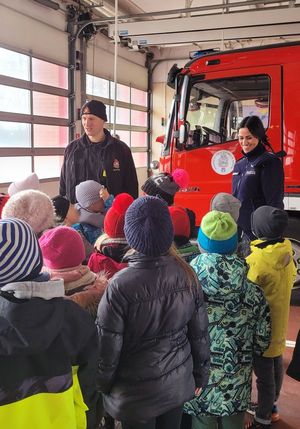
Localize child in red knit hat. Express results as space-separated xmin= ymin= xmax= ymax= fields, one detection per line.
xmin=39 ymin=226 xmax=107 ymax=319
xmin=169 ymin=206 xmax=200 ymax=263
xmin=88 ymin=193 xmax=133 ymax=278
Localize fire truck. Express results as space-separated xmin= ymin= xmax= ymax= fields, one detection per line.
xmin=155 ymin=42 xmax=300 ymax=291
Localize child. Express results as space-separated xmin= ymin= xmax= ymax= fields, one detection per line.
xmin=210 ymin=192 xmax=250 ymax=257
xmin=2 ymin=189 xmax=55 ymax=236
xmin=168 ymin=205 xmax=200 ymax=263
xmin=74 ymin=180 xmax=113 ymax=245
xmin=52 ymin=195 xmax=80 ymax=226
xmin=39 ymin=226 xmax=107 ymax=319
xmin=141 ymin=168 xmax=189 ymax=205
xmin=0 ymin=218 xmax=98 ymax=429
xmin=52 ymin=195 xmax=94 ymax=262
xmin=246 ymin=205 xmax=296 ymax=428
xmin=96 ymin=196 xmax=210 ymax=429
xmin=88 ymin=193 xmax=133 ymax=278
xmin=184 ymin=210 xmax=271 ymax=429
xmin=7 ymin=172 xmax=39 ymax=196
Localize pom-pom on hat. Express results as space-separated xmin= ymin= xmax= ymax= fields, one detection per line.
xmin=124 ymin=196 xmax=174 ymax=257
xmin=104 ymin=193 xmax=134 ymax=238
xmin=75 ymin=180 xmax=102 ymax=209
xmin=2 ymin=190 xmax=55 ymax=235
xmin=0 ymin=218 xmax=43 ymax=287
xmin=80 ymin=100 xmax=107 ymax=122
xmin=8 ymin=173 xmax=39 ymax=197
xmin=52 ymin=195 xmax=70 ymax=223
xmin=251 ymin=205 xmax=288 ymax=239
xmin=39 ymin=226 xmax=85 ymax=270
xmin=210 ymin=192 xmax=241 ymax=223
xmin=198 ymin=210 xmax=238 ymax=254
xmin=141 ymin=168 xmax=189 ymax=206
xmin=169 ymin=206 xmax=190 ymax=240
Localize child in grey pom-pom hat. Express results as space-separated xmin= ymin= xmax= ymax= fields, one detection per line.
xmin=246 ymin=205 xmax=296 ymax=428
xmin=73 ymin=180 xmax=114 ymax=245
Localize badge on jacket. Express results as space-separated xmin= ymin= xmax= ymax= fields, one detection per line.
xmin=113 ymin=158 xmax=120 ymax=171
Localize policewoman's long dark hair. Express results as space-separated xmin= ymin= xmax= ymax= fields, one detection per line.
xmin=238 ymin=115 xmax=274 ymax=152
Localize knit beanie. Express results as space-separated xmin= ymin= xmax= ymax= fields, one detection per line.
xmin=124 ymin=196 xmax=174 ymax=257
xmin=169 ymin=206 xmax=190 ymax=240
xmin=141 ymin=169 xmax=189 ymax=206
xmin=8 ymin=173 xmax=39 ymax=197
xmin=210 ymin=192 xmax=241 ymax=222
xmin=39 ymin=226 xmax=85 ymax=270
xmin=80 ymin=100 xmax=107 ymax=122
xmin=104 ymin=193 xmax=134 ymax=238
xmin=52 ymin=195 xmax=70 ymax=222
xmin=251 ymin=205 xmax=288 ymax=239
xmin=0 ymin=218 xmax=43 ymax=287
xmin=2 ymin=190 xmax=55 ymax=235
xmin=76 ymin=180 xmax=102 ymax=209
xmin=198 ymin=210 xmax=238 ymax=254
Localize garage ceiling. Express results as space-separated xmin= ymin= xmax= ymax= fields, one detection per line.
xmin=71 ymin=0 xmax=300 ymax=59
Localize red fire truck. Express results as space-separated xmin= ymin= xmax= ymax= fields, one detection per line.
xmin=156 ymin=42 xmax=300 ymax=289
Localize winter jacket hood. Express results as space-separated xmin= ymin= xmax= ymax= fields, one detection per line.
xmin=195 ymin=253 xmax=247 ymax=299
xmin=0 ymin=279 xmax=65 ymax=356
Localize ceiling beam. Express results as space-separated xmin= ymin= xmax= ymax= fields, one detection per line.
xmin=108 ymin=7 xmax=300 ymax=38
xmin=127 ymin=23 xmax=300 ymax=47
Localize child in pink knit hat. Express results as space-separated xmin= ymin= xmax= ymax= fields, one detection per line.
xmin=88 ymin=193 xmax=133 ymax=279
xmin=39 ymin=226 xmax=107 ymax=318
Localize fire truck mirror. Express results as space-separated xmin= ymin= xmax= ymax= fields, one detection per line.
xmin=179 ymin=122 xmax=189 ymax=145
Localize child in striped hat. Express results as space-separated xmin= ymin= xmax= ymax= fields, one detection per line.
xmin=0 ymin=218 xmax=99 ymax=429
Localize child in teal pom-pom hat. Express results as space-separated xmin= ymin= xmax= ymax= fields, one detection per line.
xmin=183 ymin=210 xmax=271 ymax=429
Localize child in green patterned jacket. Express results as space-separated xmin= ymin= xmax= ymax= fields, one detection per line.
xmin=183 ymin=210 xmax=271 ymax=429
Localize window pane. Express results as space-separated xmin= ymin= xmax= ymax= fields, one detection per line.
xmin=132 ymin=87 xmax=147 ymax=107
xmin=131 ymin=109 xmax=147 ymax=127
xmin=117 ymin=83 xmax=130 ymax=103
xmin=0 ymin=85 xmax=30 ymax=114
xmin=32 ymin=92 xmax=68 ymax=118
xmin=114 ymin=130 xmax=130 ymax=145
xmin=184 ymin=74 xmax=270 ymax=148
xmin=0 ymin=122 xmax=31 ymax=147
xmin=35 ymin=155 xmax=64 ymax=179
xmin=109 ymin=106 xmax=130 ymax=125
xmin=0 ymin=157 xmax=31 ymax=183
xmin=0 ymin=47 xmax=30 ymax=80
xmin=131 ymin=131 xmax=147 ymax=148
xmin=32 ymin=58 xmax=68 ymax=89
xmin=86 ymin=74 xmax=109 ymax=98
xmin=132 ymin=152 xmax=147 ymax=168
xmin=33 ymin=125 xmax=68 ymax=148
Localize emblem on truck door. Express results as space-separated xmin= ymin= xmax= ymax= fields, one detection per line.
xmin=211 ymin=150 xmax=236 ymax=175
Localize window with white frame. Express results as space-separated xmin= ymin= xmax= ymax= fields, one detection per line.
xmin=86 ymin=74 xmax=148 ymax=168
xmin=0 ymin=47 xmax=69 ymax=184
